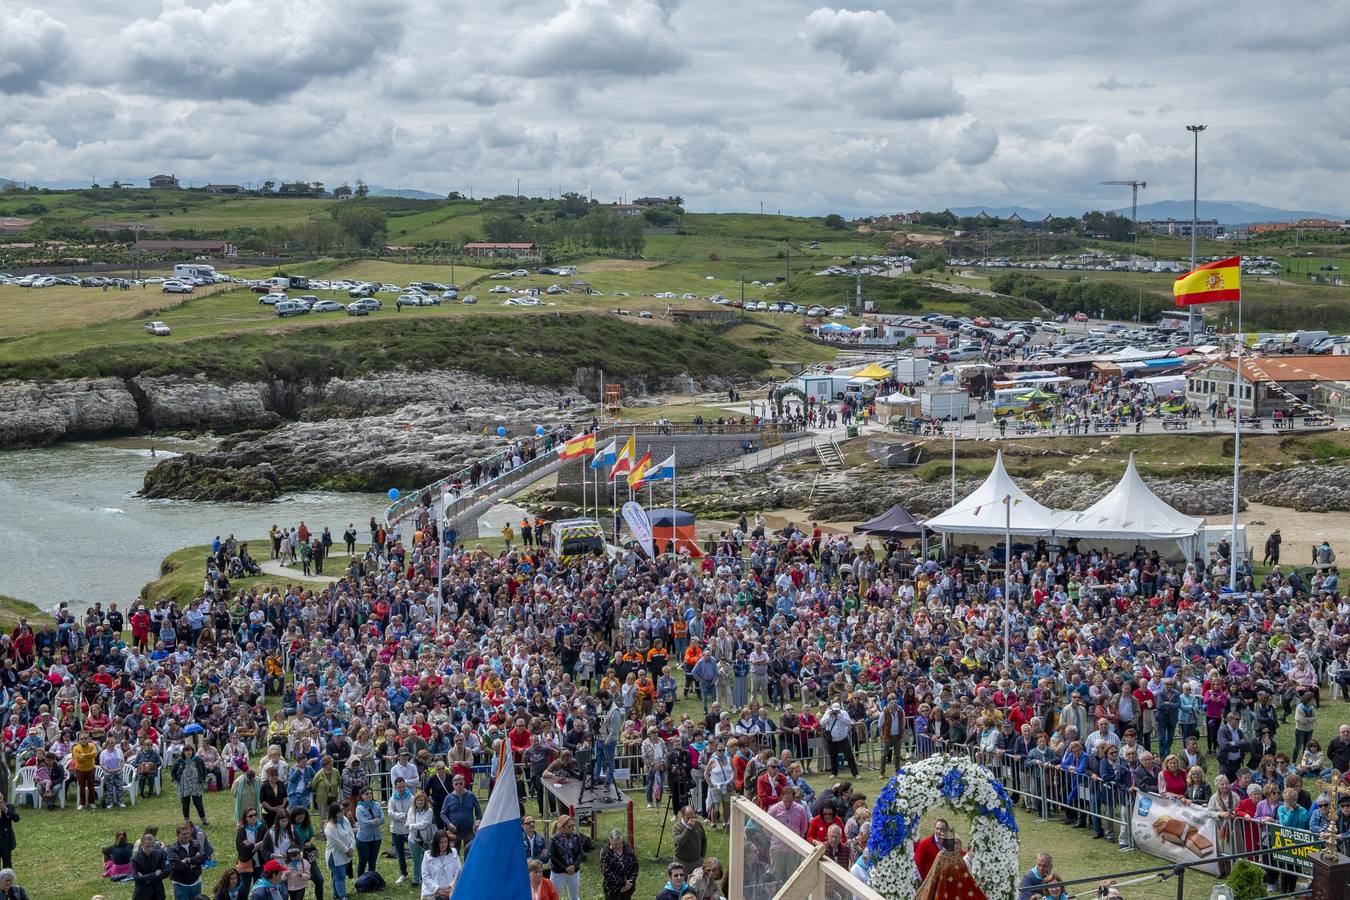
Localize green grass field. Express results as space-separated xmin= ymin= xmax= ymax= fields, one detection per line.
xmin=15 ymin=674 xmax=1347 ymax=900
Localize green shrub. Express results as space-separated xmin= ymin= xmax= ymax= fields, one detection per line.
xmin=1226 ymin=859 xmax=1266 ymax=900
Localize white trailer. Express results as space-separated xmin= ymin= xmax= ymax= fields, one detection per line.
xmin=920 ymin=388 xmax=969 ymax=421
xmin=891 ymin=357 xmax=931 ymax=384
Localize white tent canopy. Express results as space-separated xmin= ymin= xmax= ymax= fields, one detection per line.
xmin=925 ymin=451 xmax=1065 ymax=537
xmin=1054 ymin=453 xmax=1204 ymax=559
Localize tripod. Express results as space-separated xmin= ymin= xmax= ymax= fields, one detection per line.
xmin=651 ymin=783 xmax=678 ymax=861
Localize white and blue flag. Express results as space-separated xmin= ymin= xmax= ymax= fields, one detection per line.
xmin=450 ymin=760 xmax=530 ymax=899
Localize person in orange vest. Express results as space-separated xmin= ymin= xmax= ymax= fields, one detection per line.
xmin=520 ymin=516 xmax=533 ymax=548
xmin=682 ymin=639 xmax=702 ymax=699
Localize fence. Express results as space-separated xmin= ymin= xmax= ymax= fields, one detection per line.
xmin=384 ymin=421 xmax=807 ymax=525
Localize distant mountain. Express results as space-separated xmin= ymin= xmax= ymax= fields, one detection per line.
xmin=365 ymin=184 xmax=444 ymax=200
xmin=1115 ymin=200 xmax=1347 ymax=226
xmin=944 ymin=199 xmax=1346 ymax=226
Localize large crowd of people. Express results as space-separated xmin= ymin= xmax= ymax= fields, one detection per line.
xmin=1 ymin=461 xmax=1348 ymax=900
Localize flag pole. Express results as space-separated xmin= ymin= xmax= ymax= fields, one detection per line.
xmin=1004 ymin=494 xmax=1012 ymax=667
xmin=1230 ymin=289 xmax=1242 ymax=593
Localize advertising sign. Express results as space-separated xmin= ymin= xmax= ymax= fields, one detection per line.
xmin=1130 ymin=793 xmax=1220 ymax=876
xmin=621 ymin=501 xmax=655 ymax=559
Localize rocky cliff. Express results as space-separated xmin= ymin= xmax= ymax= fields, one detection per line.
xmin=139 ymin=373 xmax=590 ymax=500
xmin=0 ymin=370 xmax=587 ymax=449
xmin=0 ymin=377 xmax=140 ymax=445
xmin=658 ymin=462 xmax=1350 ymax=522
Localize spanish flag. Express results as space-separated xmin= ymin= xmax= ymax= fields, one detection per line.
xmin=609 ymin=433 xmax=635 ymax=483
xmin=627 ymin=451 xmax=653 ymax=489
xmin=1174 ymin=255 xmax=1241 ymax=306
xmin=558 ymin=432 xmax=595 ymax=460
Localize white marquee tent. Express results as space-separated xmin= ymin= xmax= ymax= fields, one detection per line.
xmin=1054 ymin=452 xmax=1205 ymax=559
xmin=924 ymin=451 xmax=1064 ymax=537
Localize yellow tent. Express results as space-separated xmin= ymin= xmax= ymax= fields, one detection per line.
xmin=852 ymin=363 xmax=893 ymax=380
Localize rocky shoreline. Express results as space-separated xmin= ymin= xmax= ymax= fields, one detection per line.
xmin=629 ymin=462 xmax=1350 ymax=520
xmin=137 ymin=373 xmax=591 ymax=500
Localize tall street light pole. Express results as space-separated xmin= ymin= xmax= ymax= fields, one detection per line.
xmin=1187 ymin=124 xmax=1206 ymax=340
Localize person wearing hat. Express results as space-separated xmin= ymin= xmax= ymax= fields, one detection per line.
xmin=249 ymin=858 xmax=288 ymax=900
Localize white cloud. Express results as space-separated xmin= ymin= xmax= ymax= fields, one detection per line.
xmin=0 ymin=0 xmax=1345 ymax=216
xmin=114 ymin=0 xmax=409 ymax=101
xmin=0 ymin=7 xmax=74 ymax=94
xmin=802 ymin=7 xmax=902 ymax=73
xmin=513 ymin=0 xmax=689 ymax=79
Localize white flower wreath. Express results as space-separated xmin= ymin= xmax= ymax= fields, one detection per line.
xmin=867 ymin=754 xmax=1021 ymax=900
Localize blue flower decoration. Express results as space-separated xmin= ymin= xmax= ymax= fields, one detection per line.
xmin=940 ymin=768 xmax=966 ymax=802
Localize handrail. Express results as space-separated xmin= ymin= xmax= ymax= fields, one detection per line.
xmin=385 ymin=420 xmax=806 ymax=524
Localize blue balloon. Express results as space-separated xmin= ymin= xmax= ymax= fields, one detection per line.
xmin=387 ymin=488 xmax=400 ymax=500
xmin=535 ymin=426 xmax=546 ymax=435
xmin=497 ymin=426 xmax=508 ymax=436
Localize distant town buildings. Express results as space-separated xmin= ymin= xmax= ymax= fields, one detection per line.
xmin=463 ymin=242 xmax=540 ymax=260
xmin=203 ymin=184 xmax=242 ymax=194
xmin=148 ymin=174 xmax=180 ymax=190
xmin=1144 ymin=218 xmax=1223 ymax=238
xmin=1249 ymin=218 xmax=1349 ymax=234
xmin=134 ymin=238 xmax=237 ymax=256
xmin=610 ymin=203 xmax=645 ymax=219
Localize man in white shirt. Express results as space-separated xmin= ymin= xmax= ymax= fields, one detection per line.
xmin=390 ymin=748 xmax=420 ymax=792
xmin=822 ymin=703 xmax=859 ymax=777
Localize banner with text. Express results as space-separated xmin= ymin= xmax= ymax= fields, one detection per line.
xmin=621 ymin=501 xmax=655 ymax=559
xmin=1130 ymin=793 xmax=1220 ymax=876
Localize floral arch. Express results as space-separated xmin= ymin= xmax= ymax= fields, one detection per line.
xmin=868 ymin=754 xmax=1021 ymax=900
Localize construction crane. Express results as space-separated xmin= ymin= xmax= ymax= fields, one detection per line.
xmin=1101 ymin=179 xmax=1147 ymax=238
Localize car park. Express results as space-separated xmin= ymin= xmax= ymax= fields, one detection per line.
xmin=144 ymin=321 xmax=171 ymax=336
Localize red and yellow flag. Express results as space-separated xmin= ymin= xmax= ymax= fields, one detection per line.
xmin=1174 ymin=255 xmax=1241 ymax=306
xmin=609 ymin=433 xmax=635 ymax=482
xmin=558 ymin=432 xmax=595 ymax=460
xmin=627 ymin=451 xmax=653 ymax=489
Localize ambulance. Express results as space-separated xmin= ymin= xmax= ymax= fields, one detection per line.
xmin=551 ymin=518 xmax=606 ymax=562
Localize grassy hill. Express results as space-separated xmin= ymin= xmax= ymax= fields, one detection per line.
xmin=0 ymin=310 xmax=771 ymax=385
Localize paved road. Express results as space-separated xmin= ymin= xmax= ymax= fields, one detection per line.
xmin=259 ymin=558 xmax=335 ymax=583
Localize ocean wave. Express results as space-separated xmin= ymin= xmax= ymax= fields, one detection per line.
xmin=96 ymin=507 xmax=126 ymax=515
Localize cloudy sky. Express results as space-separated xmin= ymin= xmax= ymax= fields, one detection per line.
xmin=1 ymin=0 xmax=1346 ymax=216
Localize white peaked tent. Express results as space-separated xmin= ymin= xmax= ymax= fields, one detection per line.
xmin=925 ymin=451 xmax=1064 ymax=537
xmin=1055 ymin=452 xmax=1204 ymax=559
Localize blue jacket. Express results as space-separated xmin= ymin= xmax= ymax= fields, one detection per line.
xmin=440 ymin=791 xmax=482 ymax=833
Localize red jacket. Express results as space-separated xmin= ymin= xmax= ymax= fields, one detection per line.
xmin=806 ymin=813 xmax=840 ymax=844
xmin=914 ymin=835 xmax=941 ymax=879
xmin=756 ymin=771 xmax=786 ymax=809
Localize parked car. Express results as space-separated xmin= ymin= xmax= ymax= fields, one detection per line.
xmin=509 ymin=269 xmax=529 ymax=277
xmin=460 ymin=294 xmax=478 ymax=304
xmin=638 ymin=310 xmax=653 ymax=318
xmin=162 ymin=280 xmax=194 ymax=294
xmin=310 ymin=299 xmax=344 ymax=312
xmin=346 ymin=299 xmax=379 ymax=315
xmin=144 ymin=321 xmax=171 ymax=336
xmin=259 ymin=293 xmax=287 ymax=305
xmin=488 ymin=285 xmax=513 ymax=294
xmin=275 ymin=300 xmax=309 ymax=317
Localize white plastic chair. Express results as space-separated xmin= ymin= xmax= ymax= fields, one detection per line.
xmin=10 ymin=766 xmax=39 ymax=809
xmin=122 ymin=763 xmax=139 ymax=806
xmin=93 ymin=764 xmax=105 ymax=804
